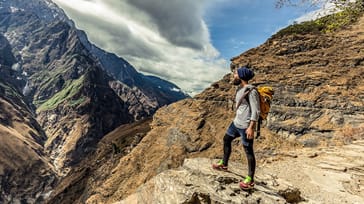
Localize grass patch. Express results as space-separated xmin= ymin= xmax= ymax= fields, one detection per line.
xmin=32 ymin=65 xmax=73 ymax=93
xmin=37 ymin=75 xmax=85 ymax=111
xmin=32 ymin=56 xmax=87 ymax=109
xmin=68 ymin=97 xmax=87 ymax=107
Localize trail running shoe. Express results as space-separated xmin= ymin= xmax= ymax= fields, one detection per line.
xmin=212 ymin=160 xmax=228 ymax=171
xmin=239 ymin=176 xmax=255 ymax=190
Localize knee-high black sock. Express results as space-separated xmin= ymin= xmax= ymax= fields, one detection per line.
xmin=244 ymin=145 xmax=256 ymax=181
xmin=223 ymin=134 xmax=234 ymax=166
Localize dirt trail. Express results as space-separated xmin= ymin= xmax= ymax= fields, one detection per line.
xmin=261 ymin=140 xmax=364 ymax=203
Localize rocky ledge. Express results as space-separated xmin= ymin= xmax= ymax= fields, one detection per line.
xmin=118 ymin=158 xmax=302 ymax=204
xmin=118 ymin=138 xmax=364 ymax=204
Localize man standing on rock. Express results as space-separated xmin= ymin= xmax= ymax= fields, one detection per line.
xmin=212 ymin=66 xmax=260 ymax=190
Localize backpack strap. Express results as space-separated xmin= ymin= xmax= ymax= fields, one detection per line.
xmin=236 ymin=87 xmax=254 ymax=109
xmin=236 ymin=87 xmax=262 ymax=139
xmin=256 ymin=117 xmax=262 ymax=139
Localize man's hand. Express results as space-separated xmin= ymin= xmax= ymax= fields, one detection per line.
xmin=246 ymin=120 xmax=256 ymax=139
xmin=246 ymin=127 xmax=254 ymax=139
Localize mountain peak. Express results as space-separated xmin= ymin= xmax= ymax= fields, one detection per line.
xmin=0 ymin=0 xmax=71 ymax=23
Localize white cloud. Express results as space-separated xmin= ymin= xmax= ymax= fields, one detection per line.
xmin=52 ymin=0 xmax=228 ymax=96
xmin=294 ymin=0 xmax=356 ymax=23
xmin=295 ymin=1 xmax=337 ymax=22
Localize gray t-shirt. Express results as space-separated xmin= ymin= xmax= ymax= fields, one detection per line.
xmin=233 ymin=85 xmax=261 ymax=129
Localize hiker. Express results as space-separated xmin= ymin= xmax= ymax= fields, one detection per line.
xmin=212 ymin=66 xmax=260 ymax=190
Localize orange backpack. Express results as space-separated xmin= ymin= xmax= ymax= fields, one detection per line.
xmin=237 ymin=86 xmax=274 ymax=138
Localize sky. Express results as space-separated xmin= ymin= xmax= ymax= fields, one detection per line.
xmin=51 ymin=0 xmax=324 ymax=95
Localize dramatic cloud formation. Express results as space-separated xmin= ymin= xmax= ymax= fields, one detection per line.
xmin=53 ymin=0 xmax=228 ymax=95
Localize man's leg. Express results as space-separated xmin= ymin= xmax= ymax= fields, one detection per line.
xmin=213 ymin=122 xmax=238 ymax=170
xmin=239 ymin=129 xmax=256 ymax=189
xmin=223 ymin=134 xmax=235 ymax=166
xmin=243 ymin=144 xmax=256 ymax=181
xmin=222 ymin=122 xmax=239 ymax=166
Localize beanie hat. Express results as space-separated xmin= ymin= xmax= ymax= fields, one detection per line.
xmin=237 ymin=67 xmax=255 ymax=81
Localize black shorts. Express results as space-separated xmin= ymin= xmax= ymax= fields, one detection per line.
xmin=226 ymin=122 xmax=253 ymax=147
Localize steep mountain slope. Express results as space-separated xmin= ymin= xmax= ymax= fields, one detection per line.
xmin=46 ymin=119 xmax=152 ymax=204
xmin=47 ymin=12 xmax=364 ymax=204
xmin=0 ymin=0 xmax=69 ymax=23
xmin=0 ymin=0 xmax=187 ymax=173
xmin=0 ymin=8 xmax=134 ymax=174
xmin=0 ymin=34 xmax=56 ymax=204
xmin=0 ymin=0 xmax=187 ymax=202
xmin=80 ymin=36 xmax=189 ymax=108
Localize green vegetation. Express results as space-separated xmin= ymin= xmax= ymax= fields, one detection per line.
xmin=68 ymin=96 xmax=87 ymax=107
xmin=275 ymin=2 xmax=364 ymax=37
xmin=33 ymin=65 xmax=73 ymax=95
xmin=33 ymin=53 xmax=92 ymax=111
xmin=38 ymin=76 xmax=86 ymax=111
xmin=32 ymin=53 xmax=85 ymax=97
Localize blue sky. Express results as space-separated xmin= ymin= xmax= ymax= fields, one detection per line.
xmin=53 ymin=0 xmax=320 ymax=95
xmin=205 ymin=0 xmax=316 ymax=60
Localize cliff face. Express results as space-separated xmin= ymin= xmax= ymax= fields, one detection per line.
xmin=47 ymin=13 xmax=364 ymax=204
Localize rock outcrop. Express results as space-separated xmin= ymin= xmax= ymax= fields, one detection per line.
xmin=119 ymin=158 xmax=302 ymax=204
xmin=117 ymin=139 xmax=364 ymax=204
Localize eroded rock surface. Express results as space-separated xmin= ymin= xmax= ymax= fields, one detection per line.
xmin=119 ymin=158 xmax=300 ymax=204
